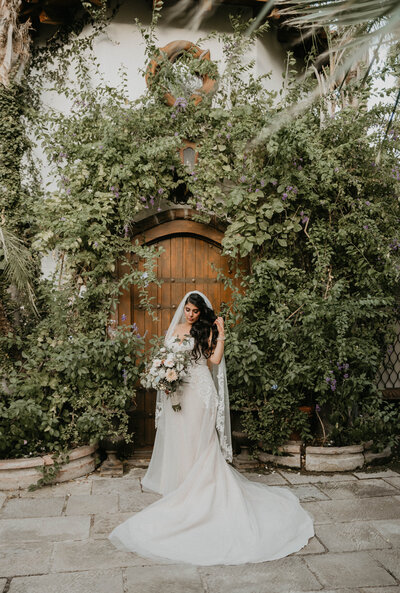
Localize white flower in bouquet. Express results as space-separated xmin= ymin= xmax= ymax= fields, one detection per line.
xmin=166 ymin=368 xmax=178 ymax=382
xmin=140 ymin=338 xmax=193 ymax=412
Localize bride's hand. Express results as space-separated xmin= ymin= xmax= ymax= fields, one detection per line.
xmin=214 ymin=317 xmax=225 ymax=338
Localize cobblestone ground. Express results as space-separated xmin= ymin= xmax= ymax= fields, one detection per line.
xmin=1 ymin=464 xmax=400 ymax=593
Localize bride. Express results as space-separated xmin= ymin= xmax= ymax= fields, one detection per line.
xmin=108 ymin=290 xmax=314 ymax=565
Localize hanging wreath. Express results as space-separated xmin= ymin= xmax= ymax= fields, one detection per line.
xmin=145 ymin=40 xmax=216 ymax=107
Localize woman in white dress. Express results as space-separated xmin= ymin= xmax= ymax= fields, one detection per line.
xmin=108 ymin=290 xmax=314 ymax=565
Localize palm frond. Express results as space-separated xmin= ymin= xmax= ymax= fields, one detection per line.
xmin=245 ymin=0 xmax=400 ymax=143
xmin=276 ymin=0 xmax=400 ymax=29
xmin=0 ymin=224 xmax=39 ymax=317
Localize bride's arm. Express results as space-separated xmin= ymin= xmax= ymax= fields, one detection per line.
xmin=209 ymin=317 xmax=225 ymax=365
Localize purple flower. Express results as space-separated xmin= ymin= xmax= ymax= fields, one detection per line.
xmin=124 ymin=225 xmax=129 ymax=237
xmin=282 ymin=193 xmax=288 ymax=200
xmin=343 ymin=373 xmax=349 ymax=379
xmin=122 ymin=368 xmax=128 ymax=385
xmin=174 ymin=97 xmax=188 ymax=110
xmin=227 ymin=122 xmax=232 ymax=127
xmin=315 ymin=404 xmax=321 ymax=412
xmin=226 ymin=133 xmax=231 ymax=139
xmin=66 ymin=189 xmax=71 ymax=194
xmin=158 ymin=188 xmax=164 ymax=195
xmin=94 ymin=241 xmax=98 ymax=247
xmin=121 ymin=313 xmax=127 ymax=321
xmin=196 ymin=202 xmax=202 ymax=210
xmin=140 ymin=196 xmax=146 ymax=202
xmin=363 ymin=225 xmax=369 ymax=230
xmin=171 ymin=113 xmax=176 ymax=119
xmin=260 ymin=179 xmax=265 ymax=187
xmin=271 ymin=180 xmax=277 ymax=186
xmin=174 ymin=132 xmax=178 ymax=137
xmin=240 ymin=175 xmax=246 ymax=183
xmin=60 ymin=217 xmax=66 ymax=221
xmin=365 ymin=200 xmax=371 ymax=206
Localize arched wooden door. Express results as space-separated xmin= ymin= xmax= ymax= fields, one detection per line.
xmin=117 ymin=218 xmax=241 ymax=450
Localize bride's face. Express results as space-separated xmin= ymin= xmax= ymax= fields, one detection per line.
xmin=184 ymin=302 xmax=201 ymax=325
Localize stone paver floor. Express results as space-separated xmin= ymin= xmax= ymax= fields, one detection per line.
xmin=1 ymin=464 xmax=400 ymax=593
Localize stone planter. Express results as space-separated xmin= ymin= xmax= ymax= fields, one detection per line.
xmin=258 ymin=441 xmax=302 ymax=469
xmin=0 ymin=444 xmax=99 ymax=491
xmin=305 ymin=444 xmax=364 ymax=472
xmin=363 ymin=440 xmax=392 ymax=464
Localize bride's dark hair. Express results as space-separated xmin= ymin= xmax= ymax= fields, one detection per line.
xmin=186 ymin=293 xmax=218 ymax=361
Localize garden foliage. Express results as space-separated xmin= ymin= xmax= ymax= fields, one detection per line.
xmin=1 ymin=6 xmax=399 ymax=463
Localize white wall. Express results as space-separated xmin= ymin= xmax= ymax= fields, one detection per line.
xmin=35 ymin=2 xmax=287 ymax=108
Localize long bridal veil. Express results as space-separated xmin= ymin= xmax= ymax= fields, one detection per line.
xmin=154 ymin=290 xmax=233 ymax=462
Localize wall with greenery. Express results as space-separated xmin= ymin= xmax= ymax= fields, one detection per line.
xmin=1 ymin=6 xmax=399 ymax=468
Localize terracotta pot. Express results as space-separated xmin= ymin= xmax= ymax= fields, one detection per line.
xmin=289 ymin=405 xmax=313 ymax=440
xmin=0 ymin=444 xmax=99 ymax=491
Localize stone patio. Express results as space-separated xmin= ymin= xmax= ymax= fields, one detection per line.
xmin=0 ymin=464 xmax=400 ymax=593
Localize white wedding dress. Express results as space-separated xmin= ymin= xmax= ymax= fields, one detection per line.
xmin=108 ymin=335 xmax=314 ymax=565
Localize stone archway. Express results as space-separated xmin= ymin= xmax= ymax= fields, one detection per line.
xmin=117 ymin=209 xmax=242 ymax=450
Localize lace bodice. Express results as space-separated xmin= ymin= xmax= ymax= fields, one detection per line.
xmin=166 ymin=334 xmax=194 ymax=351
xmin=165 ymin=335 xmax=207 ymax=366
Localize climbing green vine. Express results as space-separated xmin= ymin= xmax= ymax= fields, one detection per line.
xmin=1 ymin=5 xmax=400 ymax=476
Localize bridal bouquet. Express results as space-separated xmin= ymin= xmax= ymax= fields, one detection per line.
xmin=140 ymin=338 xmax=192 ymax=411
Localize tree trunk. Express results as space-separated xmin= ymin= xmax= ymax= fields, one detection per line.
xmin=0 ymin=0 xmax=31 ymax=87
